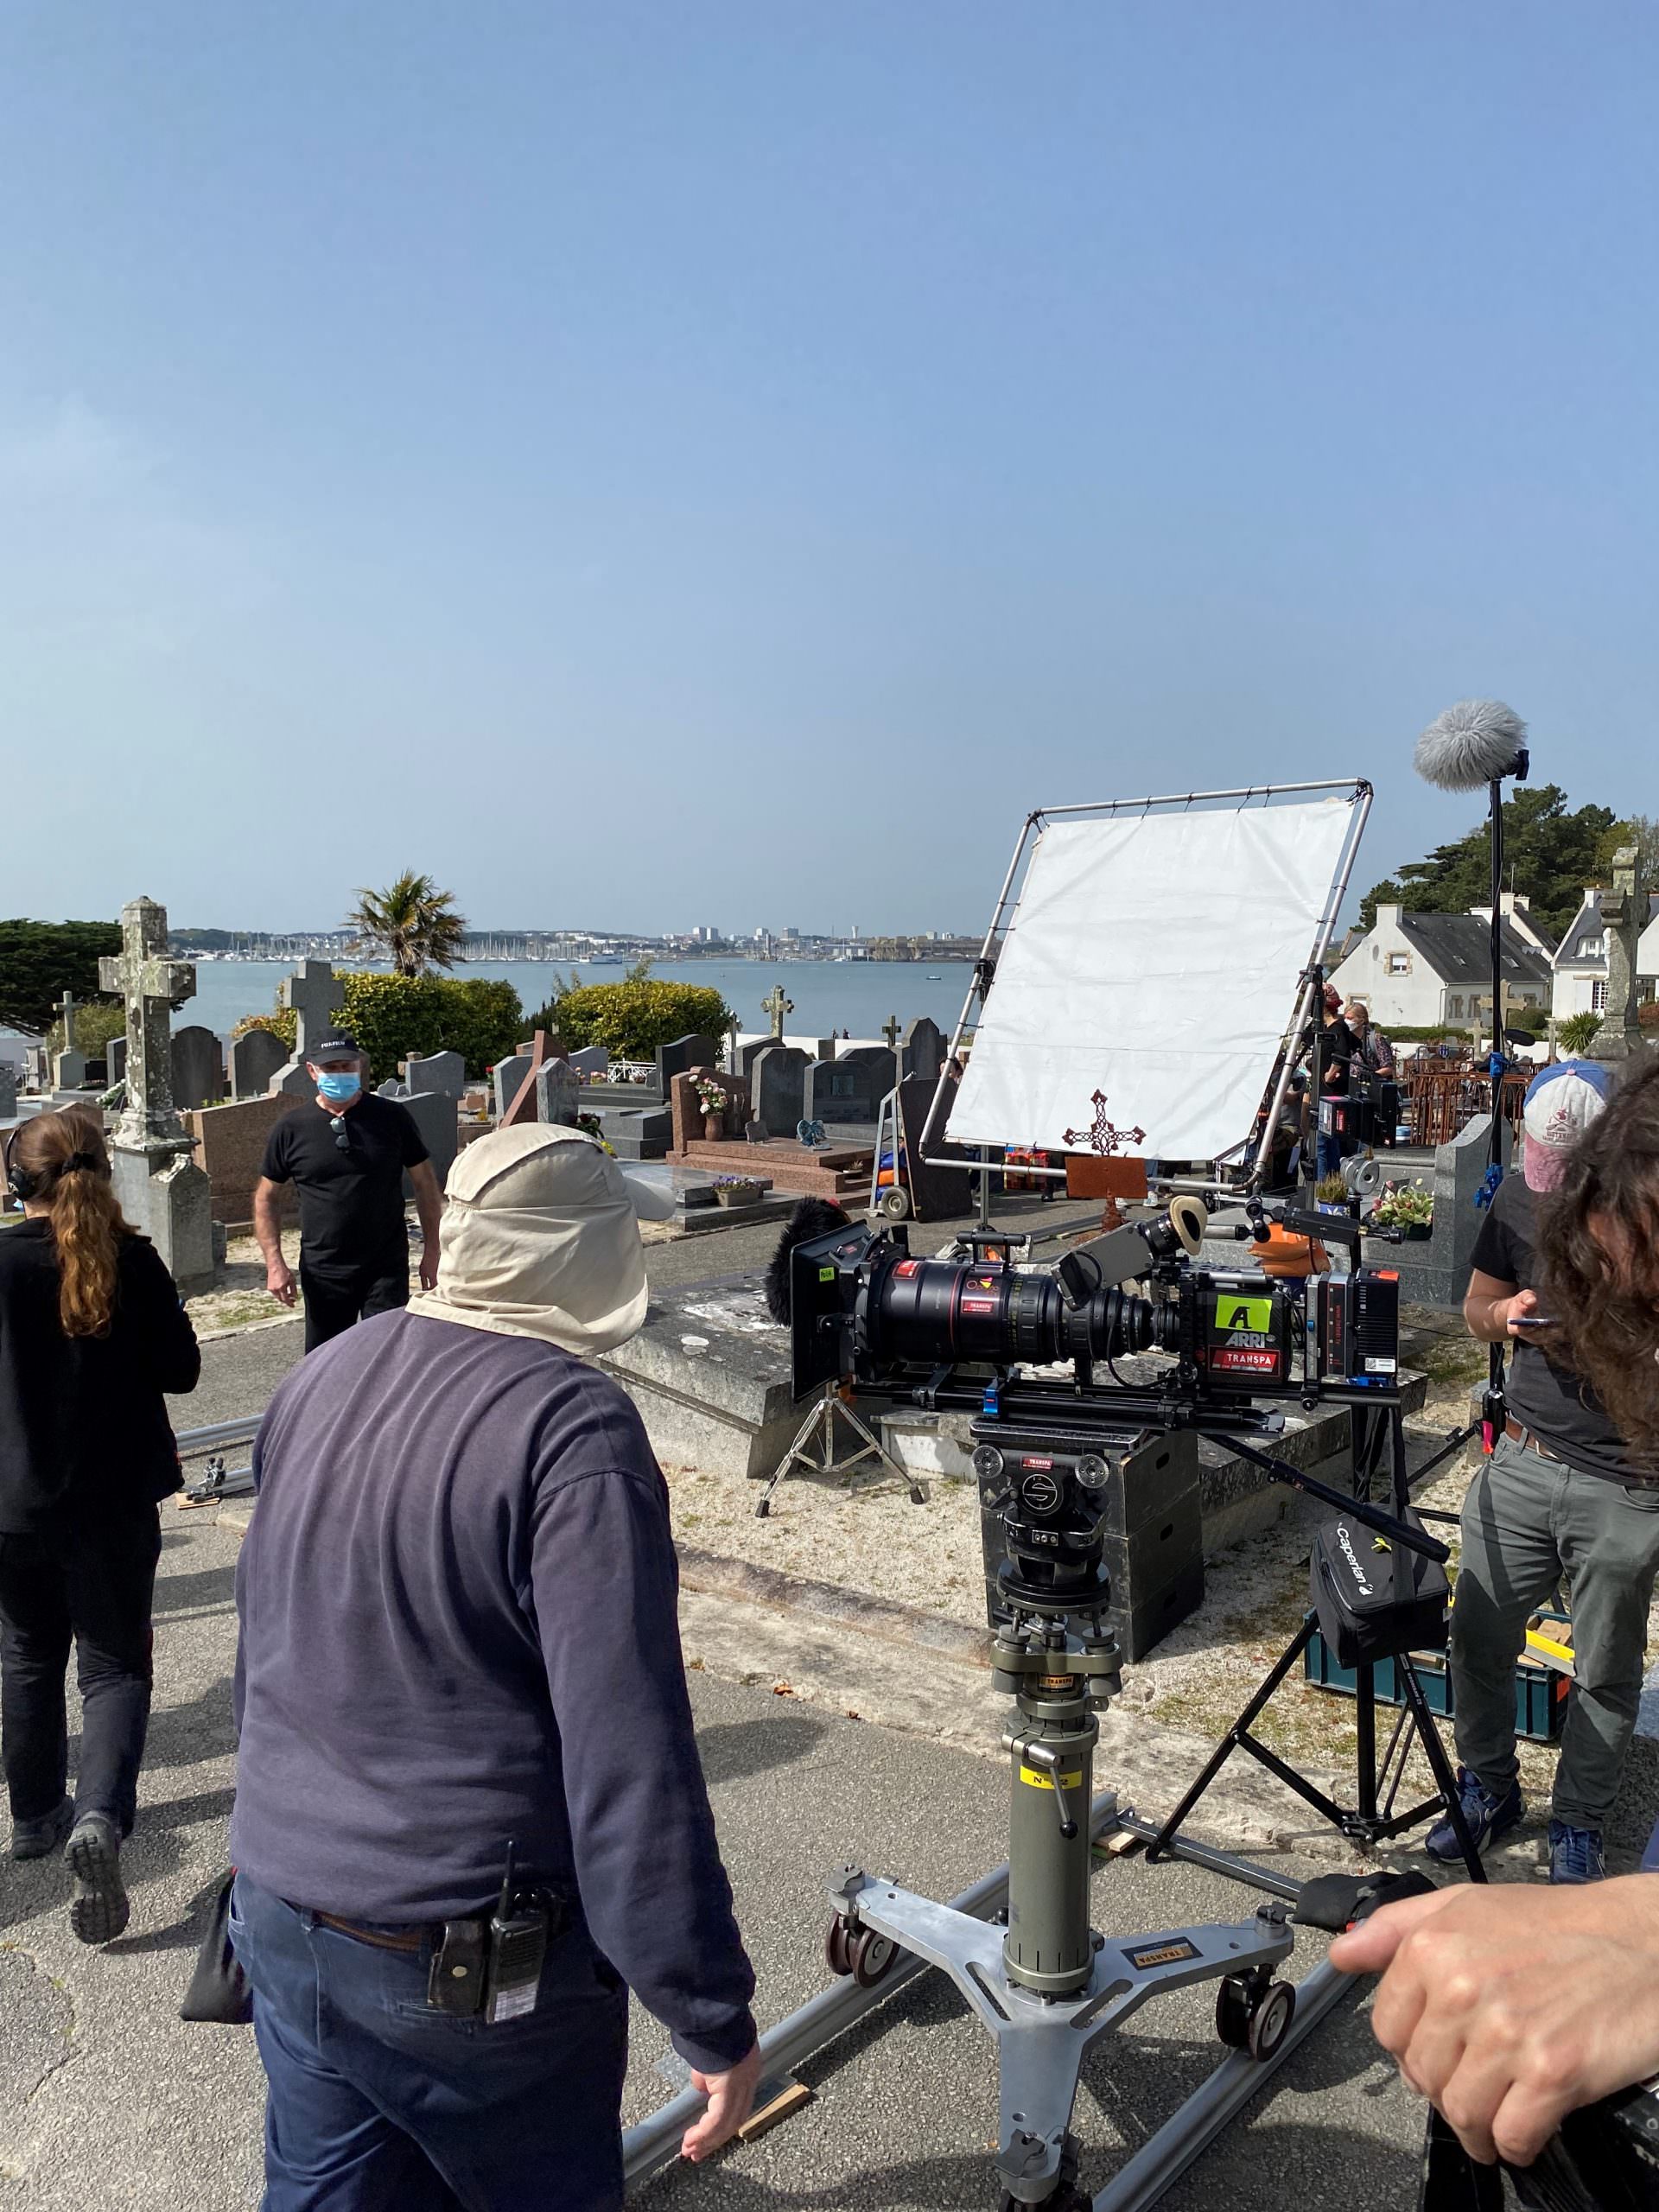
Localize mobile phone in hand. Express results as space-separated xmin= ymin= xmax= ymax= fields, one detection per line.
xmin=1511 ymin=1314 xmax=1555 ymax=1330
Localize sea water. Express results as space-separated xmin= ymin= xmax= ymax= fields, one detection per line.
xmin=179 ymin=958 xmax=977 ymax=1045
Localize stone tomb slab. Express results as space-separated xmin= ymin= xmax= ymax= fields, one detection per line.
xmin=185 ymin=1094 xmax=305 ymax=1225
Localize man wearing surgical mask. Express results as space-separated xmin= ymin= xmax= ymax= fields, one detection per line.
xmin=252 ymin=1031 xmax=443 ymax=1351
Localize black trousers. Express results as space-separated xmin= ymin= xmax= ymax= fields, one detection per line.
xmin=300 ymin=1259 xmax=410 ymax=1353
xmin=0 ymin=1506 xmax=162 ymax=1832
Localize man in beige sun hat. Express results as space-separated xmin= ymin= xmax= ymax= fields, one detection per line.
xmin=228 ymin=1124 xmax=759 ymax=2211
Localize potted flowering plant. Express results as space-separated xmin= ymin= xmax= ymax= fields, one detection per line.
xmin=1314 ymin=1173 xmax=1353 ymax=1217
xmin=713 ymin=1173 xmax=761 ymax=1209
xmin=1370 ymin=1180 xmax=1433 ymax=1239
xmin=693 ymin=1075 xmax=729 ymax=1141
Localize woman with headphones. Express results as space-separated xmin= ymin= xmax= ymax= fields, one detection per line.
xmin=1 ymin=1106 xmax=200 ymax=1941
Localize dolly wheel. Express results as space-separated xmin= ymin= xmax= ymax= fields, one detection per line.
xmin=848 ymin=1926 xmax=898 ymax=1987
xmin=824 ymin=1916 xmax=855 ymax=1979
xmin=996 ymin=2190 xmax=1090 ymax=2212
xmin=1248 ymin=1980 xmax=1295 ymax=2061
xmin=880 ymin=1187 xmax=911 ymax=1220
xmin=1215 ymin=1972 xmax=1255 ymax=2050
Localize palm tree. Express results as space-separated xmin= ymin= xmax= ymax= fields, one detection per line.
xmin=346 ymin=872 xmax=468 ymax=977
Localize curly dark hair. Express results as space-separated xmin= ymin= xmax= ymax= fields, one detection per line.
xmin=1536 ymin=1053 xmax=1659 ymax=1467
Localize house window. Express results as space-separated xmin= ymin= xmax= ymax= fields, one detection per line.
xmin=1448 ymin=995 xmax=1464 ymax=1019
xmin=1592 ymin=982 xmax=1608 ymax=1012
xmin=1578 ymin=935 xmax=1605 ymax=959
xmin=1387 ymin=952 xmax=1410 ymax=975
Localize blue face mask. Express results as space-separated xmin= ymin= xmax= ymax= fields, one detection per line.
xmin=315 ymin=1071 xmax=361 ymax=1103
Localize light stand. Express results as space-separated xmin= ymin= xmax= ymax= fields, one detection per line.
xmin=754 ymin=1378 xmax=925 ymax=1518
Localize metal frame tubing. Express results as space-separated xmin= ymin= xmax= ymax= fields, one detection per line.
xmin=173 ymin=1414 xmax=262 ymax=1454
xmin=918 ymin=779 xmax=1373 ymax=1184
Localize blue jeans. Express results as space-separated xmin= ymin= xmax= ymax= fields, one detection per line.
xmin=230 ymin=1874 xmax=629 ymax=2211
xmin=1316 ymin=1129 xmax=1344 ymax=1180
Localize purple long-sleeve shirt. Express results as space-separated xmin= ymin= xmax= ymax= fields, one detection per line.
xmin=230 ymin=1308 xmax=756 ymax=2075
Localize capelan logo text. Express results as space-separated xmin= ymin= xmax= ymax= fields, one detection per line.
xmin=1336 ymin=1525 xmax=1373 ymax=1598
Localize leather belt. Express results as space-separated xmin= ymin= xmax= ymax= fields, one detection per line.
xmin=313 ymin=1910 xmax=433 ymax=1954
xmin=1505 ymin=1418 xmax=1560 ymax=1462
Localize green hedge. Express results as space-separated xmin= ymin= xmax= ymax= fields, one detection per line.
xmin=235 ymin=973 xmax=524 ymax=1084
xmin=0 ymin=919 xmax=122 ymax=1034
xmin=549 ymin=980 xmax=733 ymax=1062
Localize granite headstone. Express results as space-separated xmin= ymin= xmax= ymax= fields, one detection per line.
xmin=752 ymin=1046 xmax=809 ymax=1135
xmin=230 ymin=1028 xmax=289 ymax=1099
xmin=534 ymin=1059 xmax=581 ymax=1127
xmin=493 ymin=1053 xmax=534 ymax=1122
xmin=171 ymin=1025 xmax=226 ymax=1110
xmin=404 ymin=1050 xmax=467 ymax=1099
xmin=902 ymin=1017 xmax=945 ymax=1083
xmin=656 ymin=1035 xmax=718 ymax=1089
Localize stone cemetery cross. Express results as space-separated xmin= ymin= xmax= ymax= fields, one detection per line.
xmin=98 ymin=898 xmax=195 ymax=1145
xmin=726 ymin=1012 xmax=742 ymax=1074
xmin=881 ymin=1014 xmax=901 ymax=1052
xmin=281 ymin=959 xmax=346 ymax=1060
xmin=762 ymin=984 xmax=793 ymax=1041
xmin=56 ymin=988 xmax=77 ymax=1052
xmin=1591 ymin=845 xmax=1648 ymax=1062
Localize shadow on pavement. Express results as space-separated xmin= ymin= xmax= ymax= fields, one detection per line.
xmin=697 ymin=1713 xmax=829 ymax=1784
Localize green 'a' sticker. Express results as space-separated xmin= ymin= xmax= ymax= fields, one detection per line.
xmin=1217 ymin=1295 xmax=1272 ymax=1333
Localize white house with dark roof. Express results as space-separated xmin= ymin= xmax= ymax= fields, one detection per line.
xmin=1328 ymin=897 xmax=1554 ymax=1031
xmin=1550 ymin=886 xmax=1659 ymax=1021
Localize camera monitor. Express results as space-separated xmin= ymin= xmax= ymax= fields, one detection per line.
xmin=936 ymin=784 xmax=1370 ymax=1175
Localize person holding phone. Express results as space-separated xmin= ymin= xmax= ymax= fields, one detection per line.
xmin=1433 ymin=1058 xmax=1658 ymax=1883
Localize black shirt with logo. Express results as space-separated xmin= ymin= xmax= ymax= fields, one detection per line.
xmin=260 ymin=1095 xmax=429 ymax=1283
xmin=1468 ymin=1175 xmax=1642 ymax=1484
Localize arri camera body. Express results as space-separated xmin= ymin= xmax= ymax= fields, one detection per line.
xmin=787 ymin=1211 xmax=1402 ymax=1414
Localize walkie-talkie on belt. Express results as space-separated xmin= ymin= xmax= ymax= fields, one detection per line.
xmin=484 ymin=1841 xmax=550 ymax=2024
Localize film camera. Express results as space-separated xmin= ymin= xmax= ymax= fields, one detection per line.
xmin=786 ymin=1205 xmax=1406 ymax=1649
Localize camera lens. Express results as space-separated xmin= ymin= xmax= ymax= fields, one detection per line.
xmin=1076 ymin=1453 xmax=1110 ymax=1491
xmin=971 ymin=1445 xmax=1004 ymax=1480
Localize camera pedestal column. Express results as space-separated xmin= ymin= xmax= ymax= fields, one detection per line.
xmin=824 ymin=1622 xmax=1296 ymax=2210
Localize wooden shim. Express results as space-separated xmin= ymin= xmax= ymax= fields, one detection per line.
xmin=737 ymin=2078 xmax=813 ymax=2144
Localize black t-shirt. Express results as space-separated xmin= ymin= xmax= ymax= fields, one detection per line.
xmin=261 ymin=1095 xmax=429 ymax=1281
xmin=1468 ymin=1175 xmax=1640 ymax=1484
xmin=1297 ymin=1017 xmax=1355 ymax=1096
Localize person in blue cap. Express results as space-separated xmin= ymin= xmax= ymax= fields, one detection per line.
xmin=1429 ymin=1057 xmax=1656 ymax=1884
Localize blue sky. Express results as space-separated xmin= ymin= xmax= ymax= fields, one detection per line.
xmin=3 ymin=2 xmax=1654 ymax=935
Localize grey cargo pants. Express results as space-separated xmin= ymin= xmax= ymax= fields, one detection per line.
xmin=1451 ymin=1432 xmax=1659 ymax=1832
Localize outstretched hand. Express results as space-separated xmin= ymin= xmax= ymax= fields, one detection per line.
xmin=1331 ymin=1877 xmax=1659 ymax=2168
xmin=680 ymin=2044 xmax=761 ymax=2164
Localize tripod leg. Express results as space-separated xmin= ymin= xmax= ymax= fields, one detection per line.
xmin=1398 ymin=1657 xmax=1488 ymax=1884
xmin=837 ymin=1402 xmax=926 ymax=1505
xmin=754 ymin=1390 xmax=832 ymax=1519
xmin=1147 ymin=1617 xmax=1317 ymax=1859
xmin=1355 ymin=1664 xmax=1379 ymax=1825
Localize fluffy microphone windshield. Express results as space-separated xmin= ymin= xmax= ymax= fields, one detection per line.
xmin=1414 ymin=699 xmax=1529 ymax=791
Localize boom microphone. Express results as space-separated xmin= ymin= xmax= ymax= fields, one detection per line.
xmin=1413 ymin=699 xmax=1529 ymax=791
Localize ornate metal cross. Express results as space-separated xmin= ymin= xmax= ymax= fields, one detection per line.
xmin=1062 ymin=1090 xmax=1147 ymax=1156
xmin=761 ymin=984 xmax=794 ymax=1039
xmin=99 ymin=897 xmax=196 ymax=1146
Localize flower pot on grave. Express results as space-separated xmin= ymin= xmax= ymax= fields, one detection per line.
xmin=1402 ymin=1221 xmax=1433 ymax=1241
xmin=715 ymin=1181 xmax=760 ymax=1209
xmin=702 ymin=1111 xmax=726 ymax=1141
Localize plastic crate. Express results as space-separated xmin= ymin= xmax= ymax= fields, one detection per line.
xmin=1305 ymin=1631 xmax=1568 ymax=1744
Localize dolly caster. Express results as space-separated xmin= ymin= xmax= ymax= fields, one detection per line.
xmin=998 ymin=2192 xmax=1090 ymax=2212
xmin=823 ymin=1916 xmax=899 ymax=1987
xmin=1216 ymin=1970 xmax=1295 ymax=2061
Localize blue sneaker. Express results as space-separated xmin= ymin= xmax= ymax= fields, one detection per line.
xmin=1426 ymin=1767 xmax=1525 ymax=1862
xmin=1548 ymin=1820 xmax=1605 ymax=1885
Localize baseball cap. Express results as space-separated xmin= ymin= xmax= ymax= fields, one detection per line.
xmin=307 ymin=1032 xmax=362 ymax=1061
xmin=1522 ymin=1059 xmax=1611 ymax=1193
xmin=406 ymin=1122 xmax=674 ymax=1359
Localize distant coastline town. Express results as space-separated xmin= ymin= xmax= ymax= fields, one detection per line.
xmin=167 ymin=925 xmax=984 ymax=965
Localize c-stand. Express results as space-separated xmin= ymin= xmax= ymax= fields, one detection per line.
xmin=1135 ymin=1395 xmax=1485 ymax=1883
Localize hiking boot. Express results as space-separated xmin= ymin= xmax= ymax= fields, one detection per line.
xmin=1426 ymin=1767 xmax=1524 ymax=1863
xmin=66 ymin=1813 xmax=130 ymax=1943
xmin=10 ymin=1796 xmax=73 ymax=1861
xmin=1548 ymin=1820 xmax=1606 ymax=1885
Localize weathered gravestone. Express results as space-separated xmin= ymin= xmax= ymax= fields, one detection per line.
xmin=568 ymin=1046 xmax=609 ymax=1079
xmin=272 ymin=962 xmax=347 ymax=1097
xmin=1373 ymin=1114 xmax=1510 ymax=1312
xmin=397 ymin=1091 xmax=459 ymax=1197
xmin=53 ymin=1047 xmax=88 ymax=1090
xmin=405 ymin=1050 xmax=467 ymax=1098
xmin=493 ymin=1053 xmax=534 ymax=1122
xmin=99 ymin=897 xmax=215 ymax=1295
xmin=752 ymin=1046 xmax=809 ymax=1135
xmin=534 ymin=1059 xmax=581 ymax=1127
xmin=22 ymin=1044 xmax=49 ymax=1092
xmin=171 ymin=1025 xmax=226 ymax=1109
xmin=1591 ymin=846 xmax=1651 ymax=1065
xmin=902 ymin=1016 xmax=945 ymax=1083
xmin=656 ymin=1035 xmax=717 ymax=1089
xmin=230 ymin=1028 xmax=288 ymax=1098
xmin=805 ymin=1046 xmax=894 ymax=1124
